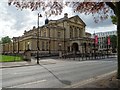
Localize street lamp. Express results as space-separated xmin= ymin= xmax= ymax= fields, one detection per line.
xmin=49 ymin=28 xmax=51 ymax=54
xmin=62 ymin=21 xmax=66 ymax=59
xmin=46 ymin=26 xmax=51 ymax=54
xmin=37 ymin=13 xmax=42 ymax=64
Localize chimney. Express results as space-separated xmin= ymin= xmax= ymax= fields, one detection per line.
xmin=64 ymin=13 xmax=68 ymax=18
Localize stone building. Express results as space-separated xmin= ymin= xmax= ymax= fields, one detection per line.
xmin=2 ymin=13 xmax=94 ymax=56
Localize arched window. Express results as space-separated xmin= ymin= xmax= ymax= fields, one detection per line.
xmin=27 ymin=41 xmax=31 ymax=50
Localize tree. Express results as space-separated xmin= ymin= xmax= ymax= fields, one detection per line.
xmin=111 ymin=15 xmax=117 ymax=25
xmin=0 ymin=40 xmax=2 ymax=44
xmin=1 ymin=36 xmax=11 ymax=44
xmin=110 ymin=35 xmax=117 ymax=53
xmin=8 ymin=0 xmax=120 ymax=79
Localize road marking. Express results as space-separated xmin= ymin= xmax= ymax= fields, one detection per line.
xmin=64 ymin=70 xmax=117 ymax=88
xmin=13 ymin=73 xmax=20 ymax=75
xmin=9 ymin=79 xmax=47 ymax=88
xmin=13 ymin=72 xmax=28 ymax=75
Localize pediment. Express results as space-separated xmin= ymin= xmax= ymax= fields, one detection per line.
xmin=69 ymin=15 xmax=86 ymax=26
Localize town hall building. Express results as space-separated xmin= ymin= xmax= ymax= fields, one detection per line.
xmin=2 ymin=13 xmax=94 ymax=56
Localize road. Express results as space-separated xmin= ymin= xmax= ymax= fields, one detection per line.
xmin=1 ymin=58 xmax=117 ymax=88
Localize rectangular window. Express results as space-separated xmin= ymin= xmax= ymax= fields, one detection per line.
xmin=46 ymin=42 xmax=48 ymax=50
xmin=44 ymin=32 xmax=46 ymax=37
xmin=58 ymin=31 xmax=61 ymax=38
xmin=70 ymin=31 xmax=72 ymax=38
xmin=42 ymin=41 xmax=44 ymax=51
xmin=70 ymin=27 xmax=73 ymax=38
xmin=74 ymin=27 xmax=78 ymax=38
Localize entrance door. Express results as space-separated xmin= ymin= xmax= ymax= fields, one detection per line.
xmin=72 ymin=43 xmax=79 ymax=52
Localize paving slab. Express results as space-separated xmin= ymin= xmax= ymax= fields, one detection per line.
xmin=0 ymin=59 xmax=65 ymax=68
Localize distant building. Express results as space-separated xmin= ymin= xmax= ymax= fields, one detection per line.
xmin=2 ymin=13 xmax=94 ymax=56
xmin=93 ymin=31 xmax=117 ymax=51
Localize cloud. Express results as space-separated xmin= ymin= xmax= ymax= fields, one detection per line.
xmin=78 ymin=13 xmax=113 ymax=28
xmin=48 ymin=6 xmax=116 ymax=34
xmin=0 ymin=1 xmax=117 ymax=39
xmin=0 ymin=2 xmax=39 ymax=38
xmin=86 ymin=24 xmax=117 ymax=34
xmin=0 ymin=2 xmax=16 ymax=38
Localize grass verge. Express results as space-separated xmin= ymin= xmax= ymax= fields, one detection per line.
xmin=0 ymin=55 xmax=23 ymax=62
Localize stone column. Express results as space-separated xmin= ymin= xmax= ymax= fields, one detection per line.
xmin=79 ymin=44 xmax=82 ymax=53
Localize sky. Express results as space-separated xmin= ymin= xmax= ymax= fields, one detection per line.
xmin=0 ymin=1 xmax=117 ymax=39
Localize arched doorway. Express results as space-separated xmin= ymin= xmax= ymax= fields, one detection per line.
xmin=72 ymin=43 xmax=79 ymax=52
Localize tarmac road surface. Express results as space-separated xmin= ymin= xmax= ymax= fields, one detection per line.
xmin=1 ymin=58 xmax=117 ymax=88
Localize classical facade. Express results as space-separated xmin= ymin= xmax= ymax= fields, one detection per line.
xmin=2 ymin=13 xmax=94 ymax=56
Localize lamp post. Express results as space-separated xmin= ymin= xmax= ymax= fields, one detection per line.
xmin=62 ymin=21 xmax=66 ymax=59
xmin=12 ymin=38 xmax=14 ymax=54
xmin=37 ymin=13 xmax=42 ymax=64
xmin=47 ymin=26 xmax=51 ymax=54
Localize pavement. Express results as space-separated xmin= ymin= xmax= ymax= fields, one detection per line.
xmin=0 ymin=58 xmax=64 ymax=68
xmin=0 ymin=55 xmax=117 ymax=68
xmin=80 ymin=72 xmax=120 ymax=88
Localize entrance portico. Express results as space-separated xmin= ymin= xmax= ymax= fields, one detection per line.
xmin=70 ymin=41 xmax=82 ymax=53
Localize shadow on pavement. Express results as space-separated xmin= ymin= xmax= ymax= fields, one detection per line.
xmin=39 ymin=64 xmax=71 ymax=85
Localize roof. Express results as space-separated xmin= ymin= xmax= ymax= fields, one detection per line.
xmin=69 ymin=15 xmax=86 ymax=26
xmin=86 ymin=32 xmax=91 ymax=34
xmin=49 ymin=15 xmax=86 ymax=26
xmin=23 ymin=14 xmax=86 ymax=34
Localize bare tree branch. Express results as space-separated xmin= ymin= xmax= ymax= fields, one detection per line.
xmin=105 ymin=2 xmax=116 ymax=14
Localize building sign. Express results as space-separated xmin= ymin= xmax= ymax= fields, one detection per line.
xmin=94 ymin=35 xmax=98 ymax=45
xmin=107 ymin=36 xmax=110 ymax=45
